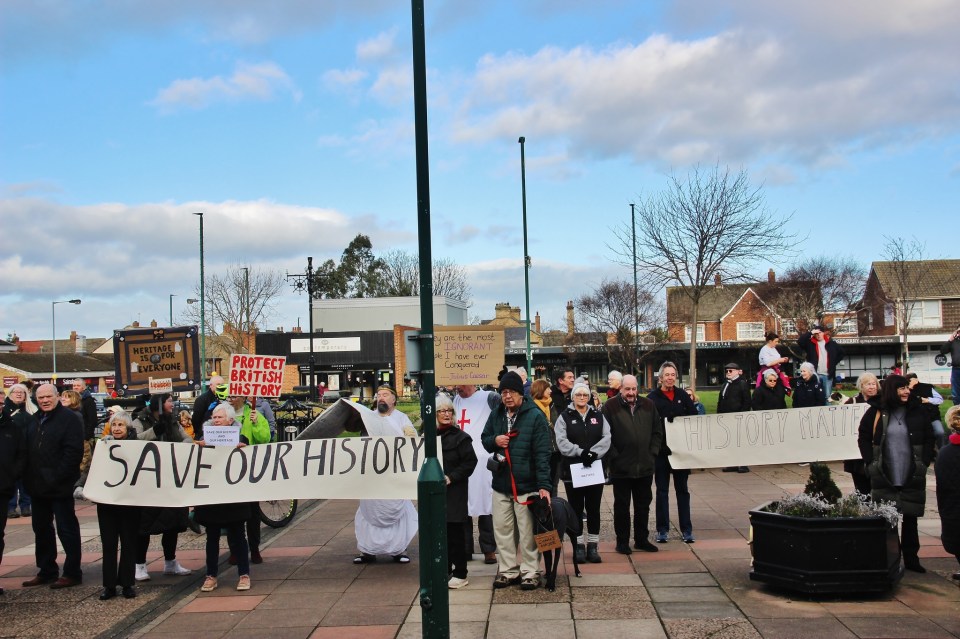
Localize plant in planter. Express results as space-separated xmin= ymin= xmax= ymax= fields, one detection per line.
xmin=749 ymin=463 xmax=903 ymax=594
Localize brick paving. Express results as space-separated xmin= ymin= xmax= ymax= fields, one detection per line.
xmin=1 ymin=462 xmax=958 ymax=638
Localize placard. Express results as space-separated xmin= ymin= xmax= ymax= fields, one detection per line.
xmin=3 ymin=376 xmax=18 ymax=389
xmin=228 ymin=354 xmax=286 ymax=398
xmin=113 ymin=325 xmax=201 ymax=396
xmin=433 ymin=325 xmax=505 ymax=386
xmin=665 ymin=404 xmax=868 ymax=469
xmin=148 ymin=377 xmax=173 ymax=394
xmin=534 ymin=529 xmax=562 ymax=552
xmin=570 ymin=461 xmax=605 ymax=488
xmin=202 ymin=425 xmax=240 ymax=447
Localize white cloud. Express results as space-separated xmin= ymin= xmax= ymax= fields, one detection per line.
xmin=322 ymin=68 xmax=368 ymax=92
xmin=356 ymin=27 xmax=400 ymax=62
xmin=150 ymin=62 xmax=301 ymax=112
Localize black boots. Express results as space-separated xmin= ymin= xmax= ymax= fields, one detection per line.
xmin=586 ymin=542 xmax=602 ymax=563
xmin=575 ymin=544 xmax=586 ymax=563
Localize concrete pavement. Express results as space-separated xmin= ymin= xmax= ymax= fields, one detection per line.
xmin=1 ymin=462 xmax=958 ymax=638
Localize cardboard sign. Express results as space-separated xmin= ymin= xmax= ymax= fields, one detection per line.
xmin=3 ymin=376 xmax=18 ymax=389
xmin=433 ymin=325 xmax=505 ymax=386
xmin=148 ymin=378 xmax=173 ymax=394
xmin=228 ymin=354 xmax=286 ymax=398
xmin=666 ymin=404 xmax=868 ymax=469
xmin=535 ymin=529 xmax=562 ymax=552
xmin=202 ymin=425 xmax=240 ymax=447
xmin=113 ymin=326 xmax=201 ymax=396
xmin=570 ymin=461 xmax=605 ymax=488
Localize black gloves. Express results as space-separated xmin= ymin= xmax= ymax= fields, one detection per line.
xmin=581 ymin=450 xmax=598 ymax=467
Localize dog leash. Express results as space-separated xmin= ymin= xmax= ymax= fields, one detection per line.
xmin=502 ymin=432 xmax=535 ymax=505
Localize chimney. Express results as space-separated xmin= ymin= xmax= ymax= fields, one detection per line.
xmin=566 ymin=300 xmax=575 ymax=336
xmin=70 ymin=330 xmax=77 ymax=341
xmin=150 ymin=319 xmax=158 ymax=328
xmin=768 ymin=268 xmax=776 ymax=284
xmin=534 ymin=312 xmax=541 ymax=334
xmin=714 ymin=273 xmax=722 ymax=287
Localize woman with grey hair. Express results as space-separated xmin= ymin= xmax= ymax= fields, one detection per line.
xmin=96 ymin=411 xmax=140 ymax=600
xmin=842 ymin=372 xmax=881 ymax=495
xmin=436 ymin=393 xmax=478 ymax=588
xmin=5 ymin=383 xmax=36 ymax=518
xmin=792 ymin=362 xmax=825 ymax=408
xmin=752 ymin=369 xmax=788 ymax=411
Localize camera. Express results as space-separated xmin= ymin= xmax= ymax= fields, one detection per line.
xmin=486 ymin=452 xmax=506 ymax=472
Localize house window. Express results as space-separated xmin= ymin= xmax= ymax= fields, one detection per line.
xmin=866 ymin=309 xmax=873 ymax=330
xmin=736 ymin=322 xmax=765 ymax=341
xmin=781 ymin=319 xmax=797 ymax=336
xmin=884 ymin=303 xmax=895 ymax=326
xmin=832 ymin=317 xmax=856 ymax=335
xmin=906 ymin=300 xmax=942 ymax=329
xmin=684 ymin=324 xmax=705 ymax=342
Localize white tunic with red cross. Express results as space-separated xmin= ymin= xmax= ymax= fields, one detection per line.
xmin=453 ymin=389 xmax=495 ymax=517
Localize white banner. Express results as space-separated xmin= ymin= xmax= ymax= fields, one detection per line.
xmin=666 ymin=404 xmax=869 ymax=470
xmin=84 ymin=436 xmax=429 ymax=506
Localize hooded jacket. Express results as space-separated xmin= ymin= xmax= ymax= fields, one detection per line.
xmin=481 ymin=397 xmax=551 ymax=496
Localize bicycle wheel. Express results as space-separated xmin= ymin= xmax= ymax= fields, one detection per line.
xmin=258 ymin=499 xmax=298 ymax=528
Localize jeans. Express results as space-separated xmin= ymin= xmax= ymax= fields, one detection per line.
xmin=655 ymin=456 xmax=692 ymax=537
xmin=818 ymin=374 xmax=833 ymax=405
xmin=8 ymin=481 xmax=30 ymax=512
xmin=611 ymin=476 xmax=653 ymax=545
xmin=952 ymin=367 xmax=960 ymax=406
xmin=31 ymin=496 xmax=82 ymax=580
xmin=206 ymin=522 xmax=249 ymax=577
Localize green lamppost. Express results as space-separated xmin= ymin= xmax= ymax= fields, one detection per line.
xmin=519 ymin=136 xmax=532 ymax=375
xmin=194 ymin=212 xmax=207 ymax=391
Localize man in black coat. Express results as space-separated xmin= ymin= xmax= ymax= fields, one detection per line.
xmin=0 ymin=400 xmax=28 ymax=595
xmin=72 ymin=379 xmax=99 ymax=441
xmin=22 ymin=384 xmax=85 ymax=589
xmin=717 ymin=363 xmax=752 ymax=473
xmin=191 ymin=375 xmax=224 ymax=434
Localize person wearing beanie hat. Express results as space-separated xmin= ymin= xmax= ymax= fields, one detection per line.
xmin=483 ymin=370 xmax=552 ymax=591
xmin=555 ymin=381 xmax=611 ymax=563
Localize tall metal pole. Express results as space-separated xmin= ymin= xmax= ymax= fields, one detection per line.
xmin=242 ymin=266 xmax=250 ymax=352
xmin=519 ymin=137 xmax=532 ymax=376
xmin=194 ymin=212 xmax=207 ymax=392
xmin=169 ymin=294 xmax=176 ymax=326
xmin=307 ymin=257 xmax=317 ymax=401
xmin=631 ymin=203 xmax=638 ymax=377
xmin=410 ymin=0 xmax=446 ymax=635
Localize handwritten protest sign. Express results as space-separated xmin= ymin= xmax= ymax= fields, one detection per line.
xmin=665 ymin=404 xmax=869 ymax=469
xmin=228 ymin=354 xmax=286 ymax=398
xmin=84 ymin=435 xmax=430 ymax=506
xmin=113 ymin=326 xmax=201 ymax=396
xmin=148 ymin=378 xmax=173 ymax=394
xmin=202 ymin=426 xmax=240 ymax=447
xmin=433 ymin=325 xmax=505 ymax=386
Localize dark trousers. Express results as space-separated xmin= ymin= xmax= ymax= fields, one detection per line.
xmin=31 ymin=496 xmax=82 ymax=580
xmin=563 ymin=480 xmax=604 ymax=536
xmin=901 ymin=514 xmax=920 ymax=563
xmin=464 ymin=514 xmax=496 ymax=555
xmin=137 ymin=531 xmax=178 ymax=564
xmin=549 ymin=452 xmax=563 ymax=497
xmin=611 ymin=476 xmax=653 ymax=545
xmin=0 ymin=494 xmax=8 ymax=560
xmin=447 ymin=521 xmax=467 ymax=579
xmin=655 ymin=456 xmax=692 ymax=536
xmin=7 ymin=480 xmax=30 ymax=511
xmin=851 ymin=472 xmax=871 ymax=497
xmin=97 ymin=503 xmax=139 ymax=589
xmin=951 ymin=367 xmax=960 ymax=405
xmin=246 ymin=502 xmax=261 ymax=553
xmin=206 ymin=522 xmax=249 ymax=577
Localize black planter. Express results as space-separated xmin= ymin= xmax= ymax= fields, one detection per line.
xmin=749 ymin=501 xmax=903 ymax=594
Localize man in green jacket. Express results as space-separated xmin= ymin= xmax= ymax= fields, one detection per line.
xmin=481 ymin=372 xmax=552 ymax=591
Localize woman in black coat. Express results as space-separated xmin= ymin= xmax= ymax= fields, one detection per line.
xmin=842 ymin=373 xmax=881 ymax=496
xmin=95 ymin=411 xmax=140 ymax=600
xmin=792 ymin=362 xmax=826 ymax=408
xmin=752 ymin=370 xmax=788 ymax=411
xmin=436 ymin=393 xmax=477 ymax=589
xmin=935 ymin=405 xmax=960 ymax=581
xmin=858 ymin=375 xmax=935 ymax=573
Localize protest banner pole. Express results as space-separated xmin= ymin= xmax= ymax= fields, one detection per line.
xmin=410 ymin=0 xmax=448 ymax=635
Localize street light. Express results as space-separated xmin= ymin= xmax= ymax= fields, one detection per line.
xmin=52 ymin=298 xmax=81 ymax=383
xmin=194 ymin=212 xmax=206 ymax=391
xmin=519 ymin=136 xmax=532 ymax=376
xmin=169 ymin=294 xmax=176 ymax=326
xmin=631 ymin=203 xmax=638 ymax=377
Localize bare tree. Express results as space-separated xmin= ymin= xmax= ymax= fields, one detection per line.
xmin=575 ymin=278 xmax=666 ymax=374
xmin=378 ymin=250 xmax=471 ymax=302
xmin=777 ymin=256 xmax=866 ymax=332
xmin=611 ymin=164 xmax=798 ymax=391
xmin=184 ymin=264 xmax=285 ymax=354
xmin=879 ymin=237 xmax=929 ymax=371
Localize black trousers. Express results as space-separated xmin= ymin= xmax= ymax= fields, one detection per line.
xmin=0 ymin=493 xmax=9 ymax=561
xmin=447 ymin=521 xmax=467 ymax=579
xmin=463 ymin=514 xmax=496 ymax=555
xmin=611 ymin=476 xmax=653 ymax=545
xmin=137 ymin=531 xmax=178 ymax=564
xmin=549 ymin=452 xmax=563 ymax=497
xmin=31 ymin=496 xmax=82 ymax=580
xmin=901 ymin=514 xmax=920 ymax=562
xmin=246 ymin=502 xmax=261 ymax=553
xmin=98 ymin=503 xmax=139 ymax=589
xmin=850 ymin=472 xmax=871 ymax=498
xmin=563 ymin=480 xmax=604 ymax=536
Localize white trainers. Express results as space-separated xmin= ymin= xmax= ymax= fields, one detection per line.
xmin=164 ymin=560 xmax=192 ymax=576
xmin=448 ymin=577 xmax=469 ymax=589
xmin=134 ymin=563 xmax=150 ymax=582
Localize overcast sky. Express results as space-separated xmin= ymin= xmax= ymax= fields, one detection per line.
xmin=1 ymin=0 xmax=957 ymax=341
